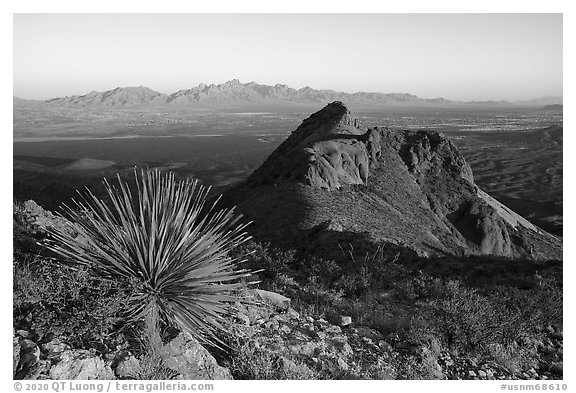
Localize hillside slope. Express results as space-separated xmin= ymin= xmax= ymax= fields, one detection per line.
xmin=222 ymin=102 xmax=562 ymax=260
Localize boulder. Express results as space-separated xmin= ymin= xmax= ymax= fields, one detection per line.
xmin=49 ymin=350 xmax=115 ymax=380
xmin=115 ymin=356 xmax=141 ymax=379
xmin=21 ymin=200 xmax=73 ymax=235
xmin=327 ymin=314 xmax=352 ymax=327
xmin=15 ymin=338 xmax=46 ymax=380
xmin=13 ymin=334 xmax=20 ymax=377
xmin=160 ymin=332 xmax=232 ymax=380
xmin=337 ymin=357 xmax=349 ymax=371
xmin=254 ymin=289 xmax=291 ymax=311
xmin=42 ymin=338 xmax=71 ymax=361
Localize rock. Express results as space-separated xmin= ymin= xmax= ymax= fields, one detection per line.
xmin=21 ymin=200 xmax=76 ymax=236
xmin=339 ymin=316 xmax=353 ymax=327
xmin=160 ymin=332 xmax=232 ymax=380
xmin=327 ymin=336 xmax=352 ymax=356
xmin=279 ymin=324 xmax=292 ymax=334
xmin=313 ymin=331 xmax=327 ymax=340
xmin=264 ymin=319 xmax=280 ymax=330
xmin=276 ymin=356 xmax=315 ymax=378
xmin=468 ymin=370 xmax=477 ymax=378
xmin=317 ymin=318 xmax=328 ymax=324
xmin=254 ymin=289 xmax=291 ymax=311
xmin=16 ymin=330 xmax=33 ymax=339
xmin=13 ymin=335 xmax=20 ymax=377
xmin=237 ymin=312 xmax=250 ymax=326
xmin=49 ymin=350 xmax=114 ymax=380
xmin=287 ymin=308 xmax=300 ymax=320
xmin=289 ymin=342 xmax=324 ymax=357
xmin=16 ymin=339 xmax=44 ymax=379
xmin=22 ymin=360 xmax=50 ymax=380
xmin=115 ymin=356 xmax=141 ymax=379
xmin=246 ymin=304 xmax=272 ymax=324
xmin=42 ymin=338 xmax=71 ymax=360
xmin=355 ymin=326 xmax=385 ymax=341
xmin=324 ymin=325 xmax=342 ymax=335
xmin=327 ymin=313 xmax=352 ymax=327
xmin=337 ymin=358 xmax=349 ymax=371
xmin=478 ymin=370 xmax=487 ymax=378
xmin=272 ymin=314 xmax=288 ymax=323
xmin=378 ymin=340 xmax=394 ymax=353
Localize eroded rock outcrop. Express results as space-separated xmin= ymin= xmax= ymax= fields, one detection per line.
xmin=49 ymin=350 xmax=115 ymax=380
xmin=225 ymin=102 xmax=561 ymax=260
xmin=160 ymin=333 xmax=233 ymax=380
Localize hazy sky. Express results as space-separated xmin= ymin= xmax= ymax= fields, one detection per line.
xmin=13 ymin=13 xmax=562 ymax=101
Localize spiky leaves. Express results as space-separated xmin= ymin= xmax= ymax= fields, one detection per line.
xmin=46 ymin=169 xmax=253 ymax=348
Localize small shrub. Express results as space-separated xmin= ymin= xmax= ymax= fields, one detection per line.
xmin=484 ymin=342 xmax=539 ymax=374
xmin=132 ymin=354 xmax=179 ymax=380
xmin=416 ymin=280 xmax=496 ymax=353
xmin=345 ymin=356 xmax=397 ymax=380
xmin=230 ymin=340 xmax=319 ymax=380
xmin=13 ymin=255 xmax=130 ymax=350
xmin=233 ymin=241 xmax=296 ymax=291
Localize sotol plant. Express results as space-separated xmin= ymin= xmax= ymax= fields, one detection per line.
xmin=46 ymin=169 xmax=253 ymax=350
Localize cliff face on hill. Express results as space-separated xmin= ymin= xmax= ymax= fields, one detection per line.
xmin=223 ymin=102 xmax=562 ymax=260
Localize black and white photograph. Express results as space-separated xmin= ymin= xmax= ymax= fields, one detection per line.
xmin=9 ymin=8 xmax=567 ymax=389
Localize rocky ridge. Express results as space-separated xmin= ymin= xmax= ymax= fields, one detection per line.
xmin=223 ymin=102 xmax=562 ymax=260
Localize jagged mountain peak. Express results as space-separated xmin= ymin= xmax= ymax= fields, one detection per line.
xmin=293 ymin=101 xmax=365 ymax=141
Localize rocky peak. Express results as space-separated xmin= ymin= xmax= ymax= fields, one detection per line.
xmin=278 ymin=102 xmax=365 ymax=149
xmin=301 ymin=101 xmax=364 ymax=137
xmin=222 ymin=79 xmax=242 ymax=89
xmin=226 ymin=102 xmax=561 ymax=260
xmin=246 ymin=102 xmax=368 ymax=189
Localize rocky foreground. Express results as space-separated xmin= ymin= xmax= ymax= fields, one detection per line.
xmin=14 ymin=285 xmax=563 ymax=380
xmin=13 ymin=190 xmax=563 ymax=380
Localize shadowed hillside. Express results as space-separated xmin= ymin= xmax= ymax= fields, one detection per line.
xmin=222 ymin=102 xmax=561 ymax=261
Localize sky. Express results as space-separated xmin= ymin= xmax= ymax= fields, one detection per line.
xmin=13 ymin=13 xmax=563 ymax=101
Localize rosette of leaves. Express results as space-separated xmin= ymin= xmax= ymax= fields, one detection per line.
xmin=46 ymin=169 xmax=253 ymax=349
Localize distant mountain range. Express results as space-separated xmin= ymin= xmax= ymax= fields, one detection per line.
xmin=14 ymin=80 xmax=563 ymax=110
